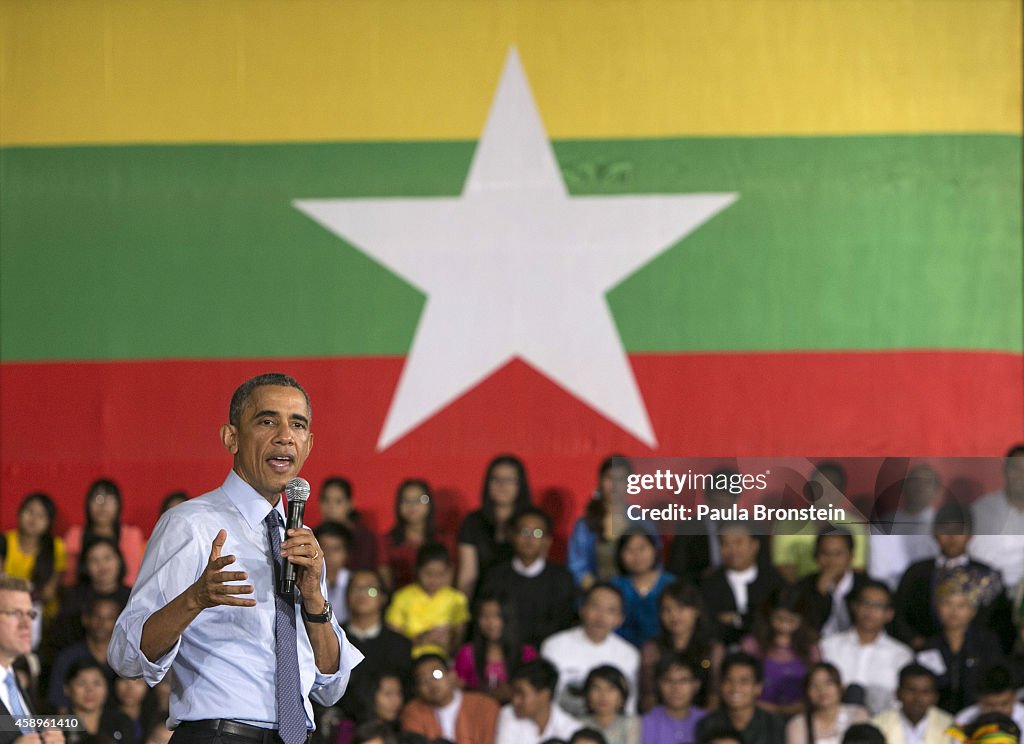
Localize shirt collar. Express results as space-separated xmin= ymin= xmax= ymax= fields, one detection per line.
xmin=512 ymin=557 xmax=546 ymax=577
xmin=223 ymin=470 xmax=285 ymax=531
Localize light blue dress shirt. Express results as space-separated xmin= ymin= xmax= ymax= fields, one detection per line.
xmin=109 ymin=470 xmax=364 ymax=730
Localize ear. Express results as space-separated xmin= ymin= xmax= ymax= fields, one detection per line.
xmin=220 ymin=423 xmax=239 ymax=455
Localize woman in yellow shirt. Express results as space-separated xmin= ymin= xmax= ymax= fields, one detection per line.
xmin=2 ymin=491 xmax=66 ymax=619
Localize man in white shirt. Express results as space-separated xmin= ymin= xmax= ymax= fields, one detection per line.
xmin=969 ymin=445 xmax=1024 ymax=591
xmin=0 ymin=575 xmax=64 ymax=744
xmin=821 ymin=579 xmax=913 ymax=715
xmin=495 ymin=658 xmax=581 ymax=744
xmin=540 ymin=582 xmax=640 ymax=716
xmin=953 ymin=664 xmax=1024 ymax=732
xmin=871 ymin=664 xmax=952 ymax=744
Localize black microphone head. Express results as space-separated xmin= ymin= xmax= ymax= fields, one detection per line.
xmin=284 ymin=477 xmax=310 ymax=504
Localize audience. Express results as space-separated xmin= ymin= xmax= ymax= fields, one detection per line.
xmin=640 ymin=654 xmax=706 ymax=744
xmin=478 ymin=507 xmax=577 ymax=648
xmin=380 ymin=479 xmax=446 ymax=591
xmin=540 ymin=582 xmax=640 ymax=717
xmin=400 ymin=653 xmax=499 ymax=744
xmin=579 ymin=665 xmax=640 ymax=744
xmin=610 ymin=530 xmax=676 ymax=649
xmin=495 ymin=659 xmax=581 ymax=744
xmin=454 ymin=597 xmax=537 ymax=703
xmin=63 ymin=478 xmax=146 ymax=587
xmin=2 ymin=492 xmax=66 ymax=623
xmin=386 ymin=543 xmax=469 ymax=658
xmin=867 ymin=464 xmax=942 ymax=590
xmin=695 ymin=652 xmax=785 ymax=744
xmin=869 ymin=663 xmax=951 ymax=744
xmin=47 ymin=596 xmax=121 ymax=712
xmin=968 ymin=445 xmax=1024 ymax=592
xmin=569 ymin=457 xmax=633 ymax=590
xmin=315 ymin=521 xmax=353 ymax=624
xmin=784 ymin=662 xmax=868 ymax=744
xmin=318 ymin=476 xmax=379 ymax=571
xmin=638 ymin=581 xmax=723 ymax=712
xmin=458 ymin=455 xmax=533 ymax=600
xmin=953 ymin=664 xmax=1024 ymax=733
xmin=63 ymin=658 xmax=136 ymax=744
xmin=792 ymin=529 xmax=867 ymax=637
xmin=820 ymin=580 xmax=913 ymax=715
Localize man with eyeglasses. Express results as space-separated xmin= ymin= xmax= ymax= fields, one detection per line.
xmin=479 ymin=507 xmax=576 ymax=648
xmin=0 ymin=575 xmax=64 ymax=743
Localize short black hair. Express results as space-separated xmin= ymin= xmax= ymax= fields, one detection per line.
xmin=1005 ymin=443 xmax=1024 ymax=459
xmin=976 ymin=664 xmax=1015 ymax=696
xmin=415 ymin=542 xmax=451 ymax=570
xmin=815 ymin=527 xmax=854 ymax=555
xmin=511 ymin=658 xmax=559 ymax=695
xmin=314 ymin=521 xmax=352 ymax=550
xmin=569 ymin=729 xmax=608 ymax=744
xmin=933 ymin=499 xmax=973 ymax=534
xmin=841 ymin=723 xmax=886 ymax=744
xmin=720 ymin=651 xmax=763 ymax=684
xmin=320 ymin=476 xmax=352 ymax=500
xmin=654 ymin=652 xmax=700 ymax=681
xmin=698 ymin=729 xmax=744 ymax=744
xmin=581 ymin=581 xmax=625 ymax=611
xmin=412 ymin=653 xmax=450 ymax=674
xmin=229 ymin=372 xmax=310 ymax=427
xmin=583 ymin=665 xmax=630 ymax=714
xmin=515 ymin=506 xmax=553 ymax=533
xmin=897 ymin=663 xmax=936 ymax=689
xmin=852 ymin=579 xmax=892 ymax=606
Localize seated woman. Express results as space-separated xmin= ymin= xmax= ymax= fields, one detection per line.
xmin=457 ymin=455 xmax=532 ymax=600
xmin=64 ymin=658 xmax=136 ymax=744
xmin=638 ymin=581 xmax=724 ymax=712
xmin=64 ymin=478 xmax=146 ymax=587
xmin=569 ymin=456 xmax=632 ymax=590
xmin=918 ymin=567 xmax=1005 ymax=713
xmin=784 ymin=663 xmax=868 ymax=744
xmin=581 ymin=665 xmax=641 ymax=744
xmin=2 ymin=492 xmax=66 ymax=625
xmin=610 ymin=530 xmax=677 ymax=648
xmin=378 ymin=478 xmax=448 ymax=590
xmin=739 ymin=585 xmax=821 ymax=716
xmin=454 ymin=596 xmax=537 ymax=703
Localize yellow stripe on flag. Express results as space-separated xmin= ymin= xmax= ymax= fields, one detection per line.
xmin=1 ymin=0 xmax=1019 ymax=145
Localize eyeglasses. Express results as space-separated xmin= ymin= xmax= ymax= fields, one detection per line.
xmin=0 ymin=609 xmax=38 ymax=621
xmin=401 ymin=494 xmax=430 ymax=505
xmin=518 ymin=528 xmax=546 ymax=539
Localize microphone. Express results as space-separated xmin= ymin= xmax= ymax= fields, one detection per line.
xmin=279 ymin=477 xmax=310 ymax=596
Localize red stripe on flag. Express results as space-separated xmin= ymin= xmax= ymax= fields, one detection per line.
xmin=2 ymin=351 xmax=1020 ymax=537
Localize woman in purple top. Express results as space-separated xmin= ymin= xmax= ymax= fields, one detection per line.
xmin=641 ymin=653 xmax=706 ymax=744
xmin=739 ymin=585 xmax=820 ymax=716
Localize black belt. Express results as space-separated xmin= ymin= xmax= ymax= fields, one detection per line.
xmin=176 ymin=719 xmax=307 ymax=744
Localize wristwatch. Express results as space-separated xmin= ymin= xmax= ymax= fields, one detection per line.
xmin=301 ymin=599 xmax=332 ymax=623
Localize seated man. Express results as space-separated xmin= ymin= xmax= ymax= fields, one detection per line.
xmin=540 ymin=582 xmax=640 ymax=716
xmin=315 ymin=521 xmax=352 ymax=624
xmin=47 ymin=596 xmax=122 ymax=712
xmin=700 ymin=522 xmax=786 ymax=646
xmin=400 ymin=653 xmax=499 ymax=744
xmin=495 ymin=658 xmax=581 ymax=744
xmin=479 ymin=507 xmax=577 ymax=648
xmin=695 ymin=652 xmax=785 ymax=744
xmin=870 ymin=663 xmax=952 ymax=744
xmin=968 ymin=444 xmax=1024 ymax=592
xmin=792 ymin=529 xmax=869 ymax=638
xmin=953 ymin=664 xmax=1024 ymax=733
xmin=641 ymin=653 xmax=707 ymax=744
xmin=868 ymin=464 xmax=942 ymax=590
xmin=821 ymin=580 xmax=913 ymax=715
xmin=892 ymin=499 xmax=1013 ymax=651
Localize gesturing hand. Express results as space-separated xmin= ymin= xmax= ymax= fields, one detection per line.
xmin=280 ymin=527 xmax=325 ymax=608
xmin=189 ymin=529 xmax=256 ymax=610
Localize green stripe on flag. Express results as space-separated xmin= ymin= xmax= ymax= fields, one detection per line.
xmin=2 ymin=134 xmax=1019 ymax=361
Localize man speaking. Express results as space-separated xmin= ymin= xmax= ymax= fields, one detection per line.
xmin=110 ymin=373 xmax=363 ymax=743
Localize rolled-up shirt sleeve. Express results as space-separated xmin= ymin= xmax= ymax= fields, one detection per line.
xmin=108 ymin=510 xmax=207 ymax=684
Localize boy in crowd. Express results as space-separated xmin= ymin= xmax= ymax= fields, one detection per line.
xmin=401 ymin=653 xmax=499 ymax=744
xmin=870 ymin=664 xmax=952 ymax=744
xmin=700 ymin=522 xmax=786 ymax=646
xmin=386 ymin=543 xmax=469 ymax=657
xmin=495 ymin=659 xmax=581 ymax=744
xmin=695 ymin=652 xmax=784 ymax=744
xmin=315 ymin=521 xmax=352 ymax=624
xmin=479 ymin=507 xmax=577 ymax=648
xmin=953 ymin=664 xmax=1024 ymax=733
xmin=540 ymin=582 xmax=640 ymax=716
xmin=821 ymin=579 xmax=913 ymax=715
xmin=641 ymin=653 xmax=706 ymax=744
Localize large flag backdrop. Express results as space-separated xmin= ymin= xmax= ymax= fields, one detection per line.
xmin=2 ymin=0 xmax=1021 ymax=539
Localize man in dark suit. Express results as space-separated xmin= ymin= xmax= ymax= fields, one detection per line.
xmin=792 ymin=529 xmax=869 ymax=637
xmin=0 ymin=575 xmax=64 ymax=743
xmin=892 ymin=500 xmax=1014 ymax=651
xmin=700 ymin=522 xmax=786 ymax=646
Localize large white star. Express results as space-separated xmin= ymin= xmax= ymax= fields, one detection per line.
xmin=295 ymin=48 xmax=737 ymax=450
